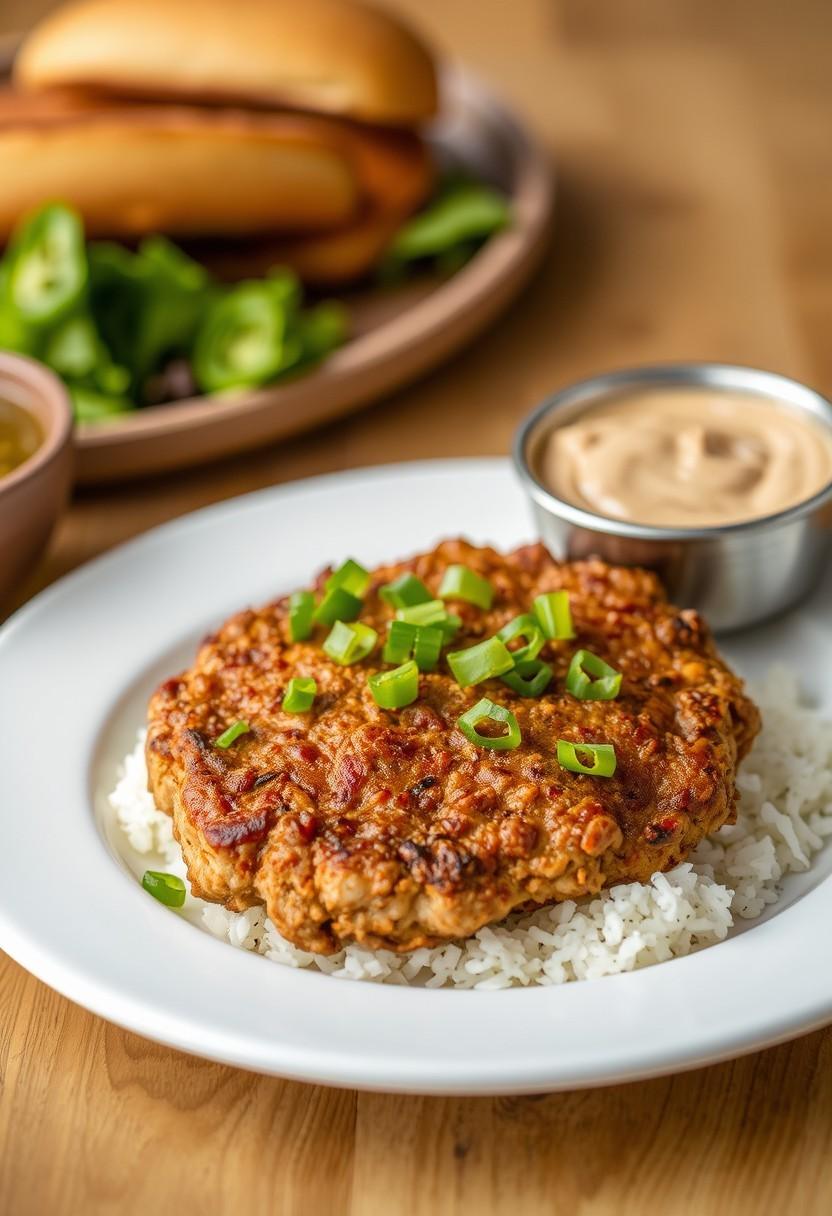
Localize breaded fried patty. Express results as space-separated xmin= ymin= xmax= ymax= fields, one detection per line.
xmin=146 ymin=540 xmax=760 ymax=953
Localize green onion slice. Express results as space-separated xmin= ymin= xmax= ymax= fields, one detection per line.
xmin=383 ymin=620 xmax=443 ymax=671
xmin=313 ymin=585 xmax=362 ymax=626
xmin=565 ymin=649 xmax=622 ymax=701
xmin=383 ymin=619 xmax=416 ymax=664
xmin=497 ymin=613 xmax=545 ymax=665
xmin=368 ymin=660 xmax=420 ymax=709
xmin=501 ymin=659 xmax=553 ymax=698
xmin=379 ymin=572 xmax=432 ymax=609
xmin=282 ymin=676 xmax=317 ymax=713
xmin=142 ymin=870 xmax=186 ymax=908
xmin=447 ymin=636 xmax=514 ymax=686
xmin=396 ymin=599 xmax=461 ymax=641
xmin=288 ymin=590 xmax=315 ymax=642
xmin=414 ymin=626 xmax=443 ymax=672
xmin=457 ymin=698 xmax=521 ymax=750
xmin=214 ymin=719 xmax=250 ymax=749
xmin=556 ymin=740 xmax=617 ymax=777
xmin=533 ymin=591 xmax=575 ymax=640
xmin=325 ymin=558 xmax=370 ymax=598
xmin=323 ymin=620 xmax=378 ymax=665
xmin=438 ymin=564 xmax=494 ymax=610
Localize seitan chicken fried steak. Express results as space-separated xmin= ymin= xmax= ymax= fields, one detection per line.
xmin=146 ymin=540 xmax=760 ymax=953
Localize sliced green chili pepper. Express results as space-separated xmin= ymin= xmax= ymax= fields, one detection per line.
xmin=386 ymin=180 xmax=510 ymax=268
xmin=6 ymin=204 xmax=88 ymax=327
xmin=193 ymin=277 xmax=303 ymax=393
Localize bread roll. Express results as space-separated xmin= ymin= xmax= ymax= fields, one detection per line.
xmin=16 ymin=0 xmax=438 ymax=126
xmin=186 ymin=125 xmax=432 ymax=282
xmin=0 ymin=91 xmax=432 ymax=249
xmin=0 ymin=94 xmax=369 ymax=240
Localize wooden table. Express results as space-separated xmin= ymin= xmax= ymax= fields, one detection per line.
xmin=2 ymin=2 xmax=832 ymax=1212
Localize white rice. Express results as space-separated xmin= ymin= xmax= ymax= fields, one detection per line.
xmin=109 ymin=667 xmax=832 ymax=989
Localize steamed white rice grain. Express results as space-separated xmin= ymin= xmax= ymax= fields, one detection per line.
xmin=108 ymin=667 xmax=832 ymax=989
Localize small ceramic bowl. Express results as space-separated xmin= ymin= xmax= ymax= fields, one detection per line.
xmin=0 ymin=354 xmax=73 ymax=607
xmin=513 ymin=362 xmax=832 ymax=632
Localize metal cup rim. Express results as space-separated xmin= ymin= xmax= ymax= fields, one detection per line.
xmin=513 ymin=361 xmax=832 ymax=542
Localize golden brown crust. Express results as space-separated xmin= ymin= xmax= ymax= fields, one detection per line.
xmin=0 ymin=91 xmax=430 ymax=245
xmin=16 ymin=0 xmax=439 ymax=126
xmin=146 ymin=541 xmax=760 ymax=954
xmin=191 ymin=125 xmax=433 ymax=283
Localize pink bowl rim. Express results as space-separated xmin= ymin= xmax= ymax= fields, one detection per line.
xmin=0 ymin=352 xmax=73 ymax=494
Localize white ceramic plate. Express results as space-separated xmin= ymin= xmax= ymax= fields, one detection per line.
xmin=1 ymin=460 xmax=830 ymax=1094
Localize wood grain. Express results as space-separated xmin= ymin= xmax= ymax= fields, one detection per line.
xmin=2 ymin=1 xmax=832 ymax=1212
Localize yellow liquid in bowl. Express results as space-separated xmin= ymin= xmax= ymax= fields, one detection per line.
xmin=0 ymin=399 xmax=42 ymax=478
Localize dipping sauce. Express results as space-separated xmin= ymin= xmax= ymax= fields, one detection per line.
xmin=0 ymin=398 xmax=42 ymax=478
xmin=538 ymin=387 xmax=832 ymax=528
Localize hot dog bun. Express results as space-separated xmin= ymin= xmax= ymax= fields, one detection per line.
xmin=0 ymin=92 xmax=432 ymax=243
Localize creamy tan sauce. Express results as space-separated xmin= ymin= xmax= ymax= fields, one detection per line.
xmin=538 ymin=388 xmax=832 ymax=527
xmin=0 ymin=399 xmax=42 ymax=479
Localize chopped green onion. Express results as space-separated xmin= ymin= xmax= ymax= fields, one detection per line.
xmin=438 ymin=564 xmax=494 ymax=610
xmin=565 ymin=649 xmax=622 ymax=701
xmin=396 ymin=599 xmax=447 ymax=626
xmin=383 ymin=619 xmax=416 ymax=664
xmin=282 ymin=676 xmax=317 ymax=713
xmin=323 ymin=620 xmax=378 ymax=665
xmin=533 ymin=591 xmax=575 ymax=640
xmin=447 ymin=636 xmax=514 ymax=686
xmin=379 ymin=572 xmax=432 ymax=609
xmin=383 ymin=621 xmax=443 ymax=671
xmin=214 ymin=719 xmax=250 ymax=748
xmin=413 ymin=625 xmax=443 ymax=672
xmin=497 ymin=613 xmax=545 ymax=665
xmin=368 ymin=660 xmax=420 ymax=709
xmin=325 ymin=558 xmax=370 ymax=598
xmin=556 ymin=740 xmax=617 ymax=778
xmin=288 ymin=590 xmax=315 ymax=642
xmin=501 ymin=659 xmax=553 ymax=698
xmin=457 ymin=697 xmax=521 ymax=750
xmin=313 ymin=585 xmax=362 ymax=626
xmin=396 ymin=599 xmax=461 ymax=641
xmin=141 ymin=870 xmax=186 ymax=908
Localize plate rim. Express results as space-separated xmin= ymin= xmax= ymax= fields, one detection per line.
xmin=1 ymin=458 xmax=831 ymax=1094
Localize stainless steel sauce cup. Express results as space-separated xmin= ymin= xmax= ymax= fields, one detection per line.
xmin=513 ymin=363 xmax=832 ymax=632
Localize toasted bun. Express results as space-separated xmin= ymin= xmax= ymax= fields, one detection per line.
xmin=16 ymin=0 xmax=438 ymax=126
xmin=0 ymin=93 xmax=431 ymax=257
xmin=0 ymin=94 xmax=362 ymax=239
xmin=190 ymin=125 xmax=432 ymax=283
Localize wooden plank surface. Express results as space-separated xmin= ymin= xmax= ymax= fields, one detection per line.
xmin=2 ymin=1 xmax=832 ymax=1212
